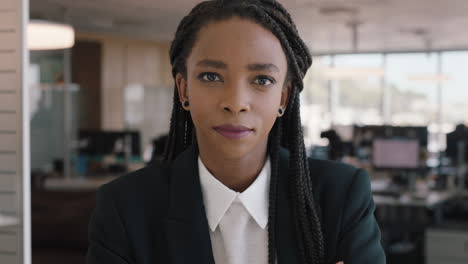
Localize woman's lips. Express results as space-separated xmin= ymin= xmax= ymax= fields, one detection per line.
xmin=213 ymin=124 xmax=253 ymax=139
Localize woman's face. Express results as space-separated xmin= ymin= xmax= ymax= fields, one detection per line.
xmin=176 ymin=17 xmax=290 ymax=160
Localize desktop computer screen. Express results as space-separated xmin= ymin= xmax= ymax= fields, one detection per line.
xmin=373 ymin=138 xmax=420 ymax=169
xmin=446 ymin=125 xmax=468 ymax=164
xmin=78 ymin=130 xmax=141 ymax=157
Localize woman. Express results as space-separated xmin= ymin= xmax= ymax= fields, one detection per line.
xmin=86 ymin=1 xmax=386 ymax=264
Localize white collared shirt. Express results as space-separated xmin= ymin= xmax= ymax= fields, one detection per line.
xmin=198 ymin=156 xmax=271 ymax=264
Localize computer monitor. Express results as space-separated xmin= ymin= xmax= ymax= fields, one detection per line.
xmin=372 ymin=138 xmax=420 ymax=169
xmin=446 ymin=125 xmax=468 ymax=164
xmin=78 ymin=130 xmax=141 ymax=157
xmin=353 ymin=125 xmax=428 ymax=148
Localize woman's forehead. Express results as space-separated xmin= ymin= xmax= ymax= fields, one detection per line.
xmin=187 ymin=17 xmax=288 ymax=70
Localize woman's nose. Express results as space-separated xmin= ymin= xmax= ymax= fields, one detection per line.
xmin=219 ymin=83 xmax=251 ymax=113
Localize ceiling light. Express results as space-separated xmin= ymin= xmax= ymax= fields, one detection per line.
xmin=322 ymin=66 xmax=385 ymax=80
xmin=408 ymin=74 xmax=451 ymax=83
xmin=28 ymin=20 xmax=75 ymax=50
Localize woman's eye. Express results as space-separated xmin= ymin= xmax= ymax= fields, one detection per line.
xmin=199 ymin=72 xmax=222 ymax=82
xmin=254 ymin=76 xmax=275 ymax=86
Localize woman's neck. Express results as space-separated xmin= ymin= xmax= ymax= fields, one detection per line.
xmin=198 ymin=143 xmax=268 ymax=193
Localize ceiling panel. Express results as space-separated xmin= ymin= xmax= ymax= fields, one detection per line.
xmin=30 ymin=0 xmax=468 ymax=54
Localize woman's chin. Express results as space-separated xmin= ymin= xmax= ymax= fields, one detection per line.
xmin=213 ymin=144 xmax=253 ymax=160
xmin=197 ymin=130 xmax=265 ymax=160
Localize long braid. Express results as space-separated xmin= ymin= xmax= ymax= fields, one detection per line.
xmin=289 ymin=90 xmax=325 ymax=263
xmin=266 ymin=119 xmax=282 ymax=264
xmin=163 ymin=87 xmax=194 ymax=160
xmin=164 ymin=1 xmax=325 ymax=263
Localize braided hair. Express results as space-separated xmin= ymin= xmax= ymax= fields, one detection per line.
xmin=164 ymin=1 xmax=324 ymax=263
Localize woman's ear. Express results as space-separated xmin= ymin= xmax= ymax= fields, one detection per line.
xmin=176 ymin=72 xmax=190 ymax=110
xmin=280 ymin=80 xmax=291 ymax=111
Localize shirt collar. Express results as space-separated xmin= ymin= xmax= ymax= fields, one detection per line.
xmin=198 ymin=156 xmax=271 ymax=232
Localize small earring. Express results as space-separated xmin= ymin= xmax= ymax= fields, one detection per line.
xmin=278 ymin=108 xmax=283 ymax=115
xmin=183 ymin=101 xmax=190 ymax=108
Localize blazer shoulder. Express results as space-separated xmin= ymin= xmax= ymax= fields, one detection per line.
xmin=308 ymin=158 xmax=361 ymax=194
xmin=307 ymin=159 xmax=385 ymax=263
xmin=307 ymin=158 xmax=374 ymax=208
xmin=97 ymin=161 xmax=171 ymax=207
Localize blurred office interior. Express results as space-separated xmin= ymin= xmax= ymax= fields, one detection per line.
xmin=1 ymin=0 xmax=468 ymax=263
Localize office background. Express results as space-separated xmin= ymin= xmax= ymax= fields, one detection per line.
xmin=1 ymin=0 xmax=468 ymax=263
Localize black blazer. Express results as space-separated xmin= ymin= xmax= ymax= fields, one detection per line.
xmin=86 ymin=145 xmax=386 ymax=264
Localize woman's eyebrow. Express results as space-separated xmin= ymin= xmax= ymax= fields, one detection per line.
xmin=247 ymin=63 xmax=279 ymax=73
xmin=196 ymin=59 xmax=279 ymax=73
xmin=196 ymin=59 xmax=227 ymax=69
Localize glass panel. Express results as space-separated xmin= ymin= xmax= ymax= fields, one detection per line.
xmin=303 ymin=54 xmax=384 ymax=148
xmin=29 ymin=83 xmax=80 ymax=174
xmin=302 ymin=55 xmax=332 ymax=147
xmin=441 ymin=51 xmax=468 ymax=126
xmin=332 ymin=54 xmax=384 ymax=125
xmin=305 ymin=51 xmax=468 ymax=155
xmin=386 ymin=53 xmax=439 ymax=151
xmin=124 ymin=84 xmax=173 ymax=163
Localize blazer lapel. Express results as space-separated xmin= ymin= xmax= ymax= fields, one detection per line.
xmin=275 ymin=147 xmax=301 ymax=264
xmin=162 ymin=144 xmax=215 ymax=264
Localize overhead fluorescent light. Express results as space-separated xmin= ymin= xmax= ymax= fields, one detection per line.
xmin=322 ymin=66 xmax=385 ymax=80
xmin=28 ymin=20 xmax=75 ymax=50
xmin=407 ymin=74 xmax=451 ymax=82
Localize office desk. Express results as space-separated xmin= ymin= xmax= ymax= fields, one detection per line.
xmin=373 ymin=190 xmax=458 ymax=224
xmin=43 ymin=176 xmax=118 ymax=191
xmin=373 ymin=191 xmax=458 ymax=208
